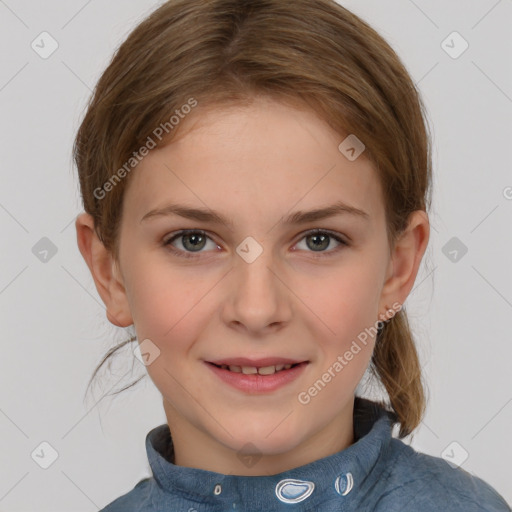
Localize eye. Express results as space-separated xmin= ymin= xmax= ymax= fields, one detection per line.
xmin=163 ymin=230 xmax=219 ymax=259
xmin=163 ymin=228 xmax=349 ymax=259
xmin=294 ymin=229 xmax=348 ymax=257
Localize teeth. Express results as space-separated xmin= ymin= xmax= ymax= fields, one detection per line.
xmin=218 ymin=363 xmax=298 ymax=375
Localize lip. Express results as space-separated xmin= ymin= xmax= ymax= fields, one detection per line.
xmin=205 ymin=360 xmax=309 ymax=393
xmin=207 ymin=357 xmax=307 ymax=367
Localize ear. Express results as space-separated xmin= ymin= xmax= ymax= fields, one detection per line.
xmin=378 ymin=210 xmax=430 ymax=317
xmin=75 ymin=212 xmax=133 ymax=327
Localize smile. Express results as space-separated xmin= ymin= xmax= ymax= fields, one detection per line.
xmin=210 ymin=362 xmax=302 ymax=375
xmin=205 ymin=361 xmax=309 ymax=393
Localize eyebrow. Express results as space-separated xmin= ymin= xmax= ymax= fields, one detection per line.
xmin=140 ymin=200 xmax=370 ymax=227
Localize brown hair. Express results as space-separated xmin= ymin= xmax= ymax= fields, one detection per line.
xmin=74 ymin=0 xmax=432 ymax=438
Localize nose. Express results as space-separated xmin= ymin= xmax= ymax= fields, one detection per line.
xmin=223 ymin=239 xmax=292 ymax=334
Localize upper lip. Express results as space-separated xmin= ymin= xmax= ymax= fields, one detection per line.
xmin=207 ymin=357 xmax=308 ymax=367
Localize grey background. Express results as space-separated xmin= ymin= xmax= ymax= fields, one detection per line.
xmin=0 ymin=0 xmax=511 ymax=510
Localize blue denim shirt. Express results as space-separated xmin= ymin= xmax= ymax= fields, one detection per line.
xmin=100 ymin=397 xmax=511 ymax=511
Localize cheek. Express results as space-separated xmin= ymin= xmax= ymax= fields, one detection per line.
xmin=301 ymin=266 xmax=382 ymax=402
xmin=124 ymin=257 xmax=208 ymax=340
xmin=302 ymin=258 xmax=383 ymax=345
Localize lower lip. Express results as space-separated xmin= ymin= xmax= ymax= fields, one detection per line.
xmin=205 ymin=361 xmax=309 ymax=393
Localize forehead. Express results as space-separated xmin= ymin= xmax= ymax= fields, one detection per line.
xmin=122 ymin=97 xmax=384 ymax=225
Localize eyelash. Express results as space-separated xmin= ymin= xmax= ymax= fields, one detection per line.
xmin=162 ymin=229 xmax=349 ymax=260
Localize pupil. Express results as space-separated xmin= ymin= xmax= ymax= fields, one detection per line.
xmin=309 ymin=234 xmax=329 ymax=251
xmin=184 ymin=233 xmax=205 ymax=251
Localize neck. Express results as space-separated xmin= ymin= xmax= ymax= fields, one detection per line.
xmin=163 ymin=397 xmax=355 ymax=475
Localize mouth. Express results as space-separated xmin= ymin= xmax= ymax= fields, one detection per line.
xmin=205 ymin=360 xmax=310 ymax=393
xmin=206 ymin=360 xmax=309 ymax=376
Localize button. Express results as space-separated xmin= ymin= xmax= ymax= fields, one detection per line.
xmin=213 ymin=483 xmax=222 ymax=495
xmin=334 ymin=472 xmax=353 ymax=496
xmin=275 ymin=478 xmax=315 ymax=504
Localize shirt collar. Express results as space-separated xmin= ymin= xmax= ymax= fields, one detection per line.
xmin=145 ymin=397 xmax=397 ymax=509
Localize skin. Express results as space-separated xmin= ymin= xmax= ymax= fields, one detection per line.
xmin=76 ymin=95 xmax=429 ymax=476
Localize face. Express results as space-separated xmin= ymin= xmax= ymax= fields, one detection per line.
xmin=102 ymin=96 xmax=413 ymax=474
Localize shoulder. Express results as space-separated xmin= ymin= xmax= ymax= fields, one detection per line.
xmin=373 ymin=438 xmax=511 ymax=511
xmin=99 ymin=477 xmax=156 ymax=512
